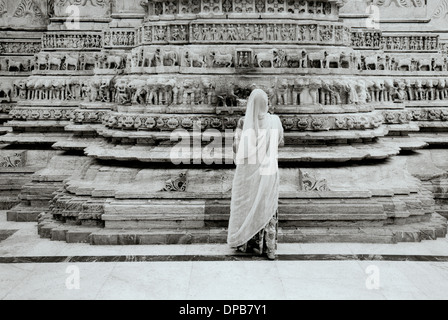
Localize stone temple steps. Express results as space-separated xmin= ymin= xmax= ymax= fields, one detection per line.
xmin=83 ymin=137 xmax=427 ymax=164
xmin=6 ymin=154 xmax=92 ymax=222
xmin=98 ymin=196 xmax=389 ymax=230
xmin=37 ymin=213 xmax=447 ymax=245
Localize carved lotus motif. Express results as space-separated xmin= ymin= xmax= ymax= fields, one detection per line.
xmin=30 ymin=110 xmax=40 ymax=120
xmin=196 ymin=118 xmax=209 ymax=130
xmin=42 ymin=109 xmax=51 ymax=119
xmin=210 ymin=118 xmax=222 ymax=128
xmin=223 ymin=117 xmax=237 ymax=129
xmin=53 ymin=110 xmax=63 ymax=120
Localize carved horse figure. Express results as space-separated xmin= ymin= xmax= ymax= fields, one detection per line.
xmin=162 ymin=50 xmax=179 ymax=66
xmin=184 ymin=50 xmax=207 ymax=68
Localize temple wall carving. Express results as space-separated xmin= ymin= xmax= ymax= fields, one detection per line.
xmin=0 ymin=0 xmax=50 ymax=29
xmin=1 ymin=0 xmax=448 ymax=244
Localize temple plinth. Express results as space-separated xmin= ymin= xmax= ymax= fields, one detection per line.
xmin=0 ymin=0 xmax=447 ymax=244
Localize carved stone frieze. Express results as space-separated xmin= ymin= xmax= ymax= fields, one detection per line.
xmin=10 ymin=107 xmax=76 ymax=121
xmin=103 ymin=30 xmax=136 ymax=48
xmin=0 ymin=41 xmax=42 ymax=55
xmin=140 ymin=0 xmax=342 ymax=18
xmin=101 ymin=112 xmax=383 ymax=132
xmin=42 ymin=33 xmax=103 ymax=50
xmin=137 ymin=21 xmax=352 ymax=46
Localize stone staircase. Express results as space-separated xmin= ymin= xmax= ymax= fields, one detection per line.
xmin=36 ymin=157 xmax=448 ymax=245
xmin=7 ymin=154 xmax=92 ymax=222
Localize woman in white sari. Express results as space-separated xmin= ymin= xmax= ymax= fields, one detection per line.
xmin=227 ymin=89 xmax=284 ymax=260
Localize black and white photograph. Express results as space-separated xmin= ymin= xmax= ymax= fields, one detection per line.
xmin=0 ymin=0 xmax=448 ymax=303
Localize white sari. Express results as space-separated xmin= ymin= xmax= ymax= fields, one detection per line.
xmin=227 ymin=89 xmax=284 ymax=248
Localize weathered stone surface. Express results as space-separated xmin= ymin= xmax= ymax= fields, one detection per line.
xmin=1 ymin=0 xmax=448 ymax=245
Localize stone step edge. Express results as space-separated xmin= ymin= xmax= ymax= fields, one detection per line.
xmin=37 ymin=214 xmax=448 ymax=246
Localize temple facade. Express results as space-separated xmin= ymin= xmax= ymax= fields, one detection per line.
xmin=0 ymin=0 xmax=448 ymax=244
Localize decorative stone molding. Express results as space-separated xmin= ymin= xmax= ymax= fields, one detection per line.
xmin=433 ymin=0 xmax=448 ymax=19
xmin=0 ymin=104 xmax=12 ymax=113
xmin=101 ymin=112 xmax=383 ymax=132
xmin=0 ymin=41 xmax=42 ymax=55
xmin=10 ymin=107 xmax=76 ymax=121
xmin=42 ymin=33 xmax=103 ymax=50
xmin=141 ymin=0 xmax=344 ymax=18
xmin=161 ymin=173 xmax=188 ymax=192
xmin=0 ymin=0 xmax=6 ymax=18
xmin=302 ymin=172 xmax=330 ymax=191
xmin=373 ymin=0 xmax=424 ymax=7
xmin=351 ymin=32 xmax=439 ymax=52
xmin=103 ymin=30 xmax=136 ymax=48
xmin=55 ymin=0 xmax=110 ymax=7
xmin=382 ymin=110 xmax=412 ymax=124
xmin=0 ymin=152 xmax=26 ymax=168
xmin=136 ymin=21 xmax=352 ymax=46
xmin=351 ymin=30 xmax=382 ymax=50
xmin=0 ymin=56 xmax=34 ymax=72
xmin=409 ymin=108 xmax=448 ymax=122
xmin=381 ymin=35 xmax=439 ymax=52
xmin=72 ymin=109 xmax=108 ymax=123
xmin=13 ymin=0 xmax=44 ymax=19
xmin=33 ymin=52 xmax=100 ymax=71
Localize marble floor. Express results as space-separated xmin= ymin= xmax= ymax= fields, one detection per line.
xmin=1 ymin=211 xmax=448 ymax=300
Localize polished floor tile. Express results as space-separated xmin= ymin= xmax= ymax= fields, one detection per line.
xmin=1 ymin=211 xmax=448 ymax=300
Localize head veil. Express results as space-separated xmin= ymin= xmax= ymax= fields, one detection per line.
xmin=235 ymin=89 xmax=270 ymax=163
